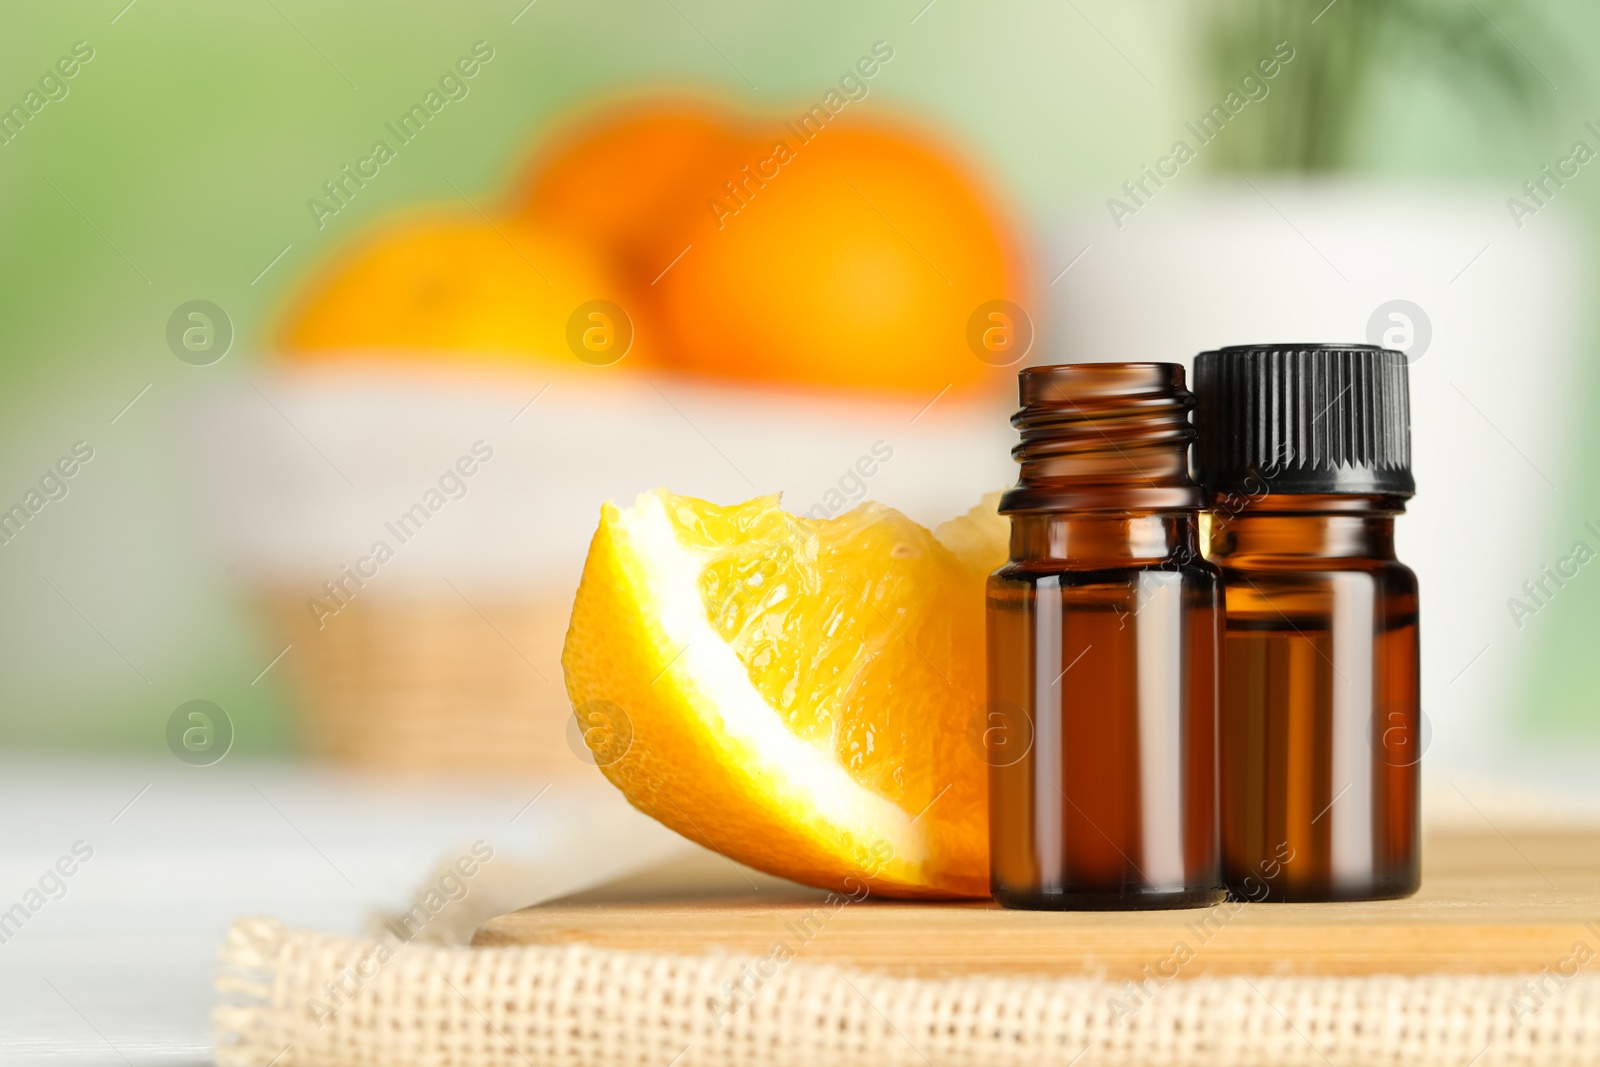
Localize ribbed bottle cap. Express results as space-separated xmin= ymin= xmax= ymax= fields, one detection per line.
xmin=1193 ymin=344 xmax=1415 ymax=498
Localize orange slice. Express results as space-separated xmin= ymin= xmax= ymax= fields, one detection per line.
xmin=561 ymin=489 xmax=1006 ymax=898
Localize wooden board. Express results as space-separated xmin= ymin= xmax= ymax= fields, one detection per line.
xmin=474 ymin=830 xmax=1600 ymax=978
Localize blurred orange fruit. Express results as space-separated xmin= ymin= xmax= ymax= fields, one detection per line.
xmin=657 ymin=120 xmax=1029 ymax=395
xmin=280 ymin=214 xmax=649 ymax=369
xmin=563 ymin=488 xmax=1006 ymax=897
xmin=516 ymin=98 xmax=754 ymax=290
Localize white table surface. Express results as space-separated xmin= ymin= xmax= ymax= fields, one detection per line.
xmin=0 ymin=756 xmax=684 ymax=1066
xmin=9 ymin=755 xmax=1600 ymax=1066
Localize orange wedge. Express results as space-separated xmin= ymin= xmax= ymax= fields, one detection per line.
xmin=561 ymin=489 xmax=1006 ymax=898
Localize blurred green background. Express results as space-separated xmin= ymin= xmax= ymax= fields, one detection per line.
xmin=0 ymin=0 xmax=1595 ymax=757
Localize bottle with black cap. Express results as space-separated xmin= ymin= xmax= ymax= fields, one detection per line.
xmin=1195 ymin=343 xmax=1420 ymax=902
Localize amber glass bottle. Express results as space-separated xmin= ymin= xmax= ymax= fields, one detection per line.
xmin=987 ymin=363 xmax=1225 ymax=910
xmin=1196 ymin=344 xmax=1420 ymax=902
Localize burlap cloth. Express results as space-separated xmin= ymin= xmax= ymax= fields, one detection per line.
xmin=214 ymin=912 xmax=1600 ymax=1067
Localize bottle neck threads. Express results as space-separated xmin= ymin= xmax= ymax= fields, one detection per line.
xmin=999 ymin=362 xmax=1205 ymax=515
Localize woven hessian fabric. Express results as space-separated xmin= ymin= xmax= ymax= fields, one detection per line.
xmin=215 ymin=916 xmax=1600 ymax=1067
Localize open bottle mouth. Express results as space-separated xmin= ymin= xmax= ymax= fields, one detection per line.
xmin=1000 ymin=361 xmax=1204 ymax=514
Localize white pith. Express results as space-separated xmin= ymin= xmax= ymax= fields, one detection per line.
xmin=619 ymin=490 xmax=926 ymax=871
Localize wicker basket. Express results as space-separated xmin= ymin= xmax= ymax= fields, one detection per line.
xmin=261 ymin=588 xmax=577 ymax=773
xmin=199 ymin=366 xmax=1014 ymax=771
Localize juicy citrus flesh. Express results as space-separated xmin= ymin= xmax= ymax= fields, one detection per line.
xmin=562 ymin=489 xmax=1004 ymax=898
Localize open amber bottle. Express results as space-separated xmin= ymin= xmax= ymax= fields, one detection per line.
xmin=1196 ymin=344 xmax=1420 ymax=902
xmin=987 ymin=363 xmax=1225 ymax=910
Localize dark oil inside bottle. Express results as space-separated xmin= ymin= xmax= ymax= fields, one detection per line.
xmin=987 ymin=516 xmax=1224 ymax=909
xmin=985 ymin=362 xmax=1224 ymax=910
xmin=1212 ymin=498 xmax=1420 ymax=902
